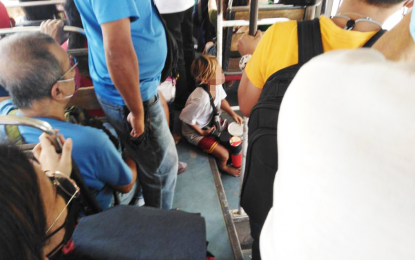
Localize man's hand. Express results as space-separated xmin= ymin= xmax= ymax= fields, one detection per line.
xmin=127 ymin=112 xmax=145 ymax=137
xmin=40 ymin=19 xmax=68 ymax=45
xmin=237 ymin=30 xmax=262 ymax=56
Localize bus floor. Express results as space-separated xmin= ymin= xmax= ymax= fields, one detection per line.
xmin=172 ymin=82 xmax=252 ymax=260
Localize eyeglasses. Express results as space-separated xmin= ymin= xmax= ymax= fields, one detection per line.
xmin=45 ymin=170 xmax=80 ymax=235
xmin=50 ymin=56 xmax=79 ymax=97
xmin=57 ymin=61 xmax=78 ymax=84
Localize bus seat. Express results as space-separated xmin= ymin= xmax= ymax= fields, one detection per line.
xmin=67 ymin=86 xmax=104 ymax=117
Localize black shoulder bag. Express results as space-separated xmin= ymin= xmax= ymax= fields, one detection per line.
xmin=152 ymin=0 xmax=179 ymax=83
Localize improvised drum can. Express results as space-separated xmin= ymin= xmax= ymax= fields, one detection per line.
xmin=229 ymin=136 xmax=242 ymax=168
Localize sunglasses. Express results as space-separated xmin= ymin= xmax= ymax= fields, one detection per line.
xmin=45 ymin=170 xmax=80 ymax=235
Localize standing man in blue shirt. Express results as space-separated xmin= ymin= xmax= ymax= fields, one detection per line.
xmin=74 ymin=0 xmax=178 ymax=209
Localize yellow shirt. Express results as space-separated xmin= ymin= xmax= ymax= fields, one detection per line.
xmin=246 ymin=16 xmax=378 ymax=89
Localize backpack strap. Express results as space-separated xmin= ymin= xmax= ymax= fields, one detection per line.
xmin=297 ymin=18 xmax=324 ymax=64
xmin=200 ymin=84 xmax=219 ymax=127
xmin=5 ymin=109 xmax=25 ymax=145
xmin=362 ymin=29 xmax=387 ymax=48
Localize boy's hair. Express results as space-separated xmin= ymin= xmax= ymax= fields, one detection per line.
xmin=191 ymin=55 xmax=219 ymax=84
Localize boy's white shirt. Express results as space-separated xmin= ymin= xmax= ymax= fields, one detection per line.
xmin=180 ymin=84 xmax=227 ymax=128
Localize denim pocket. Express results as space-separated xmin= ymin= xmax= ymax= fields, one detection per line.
xmin=129 ymin=132 xmax=147 ymax=149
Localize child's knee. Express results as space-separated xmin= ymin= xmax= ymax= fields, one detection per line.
xmin=217 ymin=146 xmax=229 ymax=161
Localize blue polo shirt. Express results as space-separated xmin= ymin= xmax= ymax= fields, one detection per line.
xmin=0 ymin=99 xmax=132 ymax=210
xmin=74 ymin=0 xmax=167 ymax=104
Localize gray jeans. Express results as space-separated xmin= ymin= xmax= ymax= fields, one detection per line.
xmin=97 ymin=94 xmax=178 ymax=209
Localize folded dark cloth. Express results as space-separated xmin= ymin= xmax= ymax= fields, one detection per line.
xmin=71 ymin=205 xmax=207 ymax=260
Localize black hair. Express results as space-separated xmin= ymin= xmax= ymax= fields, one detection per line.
xmin=364 ymin=0 xmax=406 ymax=6
xmin=19 ymin=0 xmax=59 ymax=21
xmin=0 ymin=144 xmax=47 ymax=260
xmin=64 ymin=0 xmax=86 ymax=50
xmin=64 ymin=0 xmax=89 ymax=79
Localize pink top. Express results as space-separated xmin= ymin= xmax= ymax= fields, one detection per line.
xmin=0 ymin=1 xmax=11 ymax=28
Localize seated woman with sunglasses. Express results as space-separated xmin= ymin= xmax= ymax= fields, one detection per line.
xmin=0 ymin=133 xmax=76 ymax=259
xmin=0 ymin=32 xmax=137 ymax=210
xmin=1 ymin=133 xmax=208 ymax=260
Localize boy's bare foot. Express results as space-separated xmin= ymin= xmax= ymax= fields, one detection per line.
xmin=221 ymin=165 xmax=241 ymax=177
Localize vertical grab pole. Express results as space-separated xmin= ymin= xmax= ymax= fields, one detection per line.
xmin=236 ymin=117 xmax=248 ymax=216
xmin=249 ymin=0 xmax=259 ymax=36
xmin=217 ymin=0 xmax=223 ymax=66
xmin=236 ymin=0 xmax=258 ymax=216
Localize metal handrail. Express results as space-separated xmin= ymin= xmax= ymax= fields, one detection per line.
xmin=3 ymin=0 xmax=66 ymax=8
xmin=0 ymin=115 xmax=62 ymax=152
xmin=222 ymin=17 xmax=288 ymax=27
xmin=0 ymin=25 xmax=85 ymax=35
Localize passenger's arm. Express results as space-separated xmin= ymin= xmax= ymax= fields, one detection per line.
xmin=40 ymin=19 xmax=68 ymax=45
xmin=101 ymin=18 xmax=145 ymax=138
xmin=221 ymin=99 xmax=243 ymax=124
xmin=238 ymin=71 xmax=262 ymax=117
xmin=114 ymin=154 xmax=137 ymax=193
xmin=237 ymin=30 xmax=262 ymax=56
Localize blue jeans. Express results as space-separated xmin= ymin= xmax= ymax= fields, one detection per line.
xmin=97 ymin=94 xmax=178 ymax=209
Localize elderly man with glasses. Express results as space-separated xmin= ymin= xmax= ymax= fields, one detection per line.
xmin=0 ymin=32 xmax=137 ymax=211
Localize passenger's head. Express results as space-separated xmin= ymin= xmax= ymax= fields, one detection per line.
xmin=191 ymin=55 xmax=225 ymax=86
xmin=0 ymin=144 xmax=46 ymax=260
xmin=362 ymin=0 xmax=411 ymax=6
xmin=64 ymin=0 xmax=87 ymax=49
xmin=0 ymin=33 xmax=78 ymax=109
xmin=0 ymin=138 xmax=77 ymax=259
xmin=338 ymin=0 xmax=413 ymax=24
xmin=373 ymin=10 xmax=415 ymax=60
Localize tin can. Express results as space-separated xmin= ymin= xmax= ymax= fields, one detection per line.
xmin=229 ymin=136 xmax=242 ymax=168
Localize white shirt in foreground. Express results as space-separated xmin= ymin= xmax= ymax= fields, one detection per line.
xmin=260 ymin=49 xmax=415 ymax=260
xmin=154 ymin=0 xmax=194 ymax=14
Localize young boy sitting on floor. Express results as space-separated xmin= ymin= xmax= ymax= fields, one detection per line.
xmin=180 ymin=55 xmax=243 ymax=177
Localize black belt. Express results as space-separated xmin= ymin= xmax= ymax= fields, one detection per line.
xmin=143 ymin=94 xmax=158 ymax=108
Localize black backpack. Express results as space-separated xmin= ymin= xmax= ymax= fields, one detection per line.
xmin=240 ymin=18 xmax=386 ymax=226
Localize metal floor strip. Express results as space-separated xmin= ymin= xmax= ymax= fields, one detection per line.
xmin=209 ymin=156 xmax=244 ymax=260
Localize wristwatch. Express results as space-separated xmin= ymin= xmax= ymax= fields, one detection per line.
xmin=239 ymin=54 xmax=252 ymax=70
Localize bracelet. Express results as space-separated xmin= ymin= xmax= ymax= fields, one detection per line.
xmin=239 ymin=54 xmax=252 ymax=70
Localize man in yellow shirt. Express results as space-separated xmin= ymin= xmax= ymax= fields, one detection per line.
xmin=238 ymin=0 xmax=413 ymax=117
